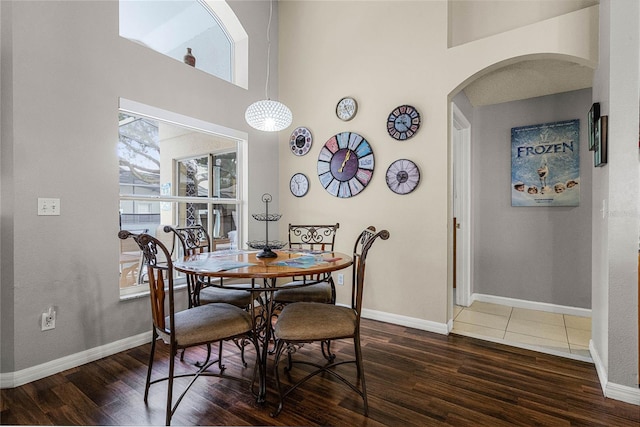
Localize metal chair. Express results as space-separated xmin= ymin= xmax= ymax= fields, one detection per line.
xmin=273 ymin=223 xmax=340 ymax=305
xmin=163 ymin=225 xmax=253 ymax=309
xmin=271 ymin=226 xmax=390 ymax=417
xmin=118 ymin=230 xmax=258 ymax=426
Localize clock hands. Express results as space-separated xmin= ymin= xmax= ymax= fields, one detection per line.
xmin=338 ymin=150 xmax=351 ymax=173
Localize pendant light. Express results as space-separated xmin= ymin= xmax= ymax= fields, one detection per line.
xmin=245 ymin=0 xmax=292 ymax=132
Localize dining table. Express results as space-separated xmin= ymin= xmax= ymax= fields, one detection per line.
xmin=173 ymin=248 xmax=353 ymax=404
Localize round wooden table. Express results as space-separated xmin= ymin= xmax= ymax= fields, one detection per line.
xmin=174 ymin=249 xmax=353 ymax=403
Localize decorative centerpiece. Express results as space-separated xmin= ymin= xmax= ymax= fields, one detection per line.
xmin=247 ymin=193 xmax=286 ymax=258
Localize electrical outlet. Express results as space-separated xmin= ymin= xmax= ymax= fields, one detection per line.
xmin=337 ymin=273 xmax=344 ymax=285
xmin=41 ymin=308 xmax=56 ymax=331
xmin=38 ymin=198 xmax=61 ymax=216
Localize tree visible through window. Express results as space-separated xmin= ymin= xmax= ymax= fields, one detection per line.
xmin=118 ymin=111 xmax=241 ymax=295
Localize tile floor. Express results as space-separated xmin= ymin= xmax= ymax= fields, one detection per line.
xmin=452 ymin=301 xmax=592 ymax=361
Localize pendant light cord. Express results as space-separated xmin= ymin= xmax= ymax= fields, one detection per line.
xmin=264 ymin=0 xmax=273 ymax=100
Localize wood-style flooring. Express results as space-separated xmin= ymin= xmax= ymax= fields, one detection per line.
xmin=1 ymin=319 xmax=638 ymax=426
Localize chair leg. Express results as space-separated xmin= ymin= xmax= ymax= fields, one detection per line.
xmin=166 ymin=345 xmax=176 ymax=426
xmin=270 ymin=340 xmax=286 ymax=417
xmin=354 ymin=333 xmax=368 ymax=416
xmin=321 ymin=340 xmax=335 ymax=363
xmin=144 ymin=330 xmax=158 ymax=403
xmin=195 ymin=343 xmax=213 ymax=368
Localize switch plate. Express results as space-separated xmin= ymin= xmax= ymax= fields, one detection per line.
xmin=337 ymin=273 xmax=344 ymax=285
xmin=38 ymin=198 xmax=60 ymax=216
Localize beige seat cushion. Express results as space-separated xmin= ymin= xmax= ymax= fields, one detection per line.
xmin=158 ymin=303 xmax=252 ymax=347
xmin=273 ymin=281 xmax=332 ymax=304
xmin=274 ymin=302 xmax=356 ymax=341
xmin=199 ymin=286 xmax=254 ymax=307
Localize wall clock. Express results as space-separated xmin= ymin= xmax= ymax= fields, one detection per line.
xmin=386 ymin=159 xmax=420 ymax=195
xmin=290 ymin=172 xmax=310 ymax=197
xmin=317 ymin=132 xmax=374 ymax=198
xmin=336 ymin=97 xmax=358 ymax=121
xmin=289 ymin=126 xmax=313 ymax=156
xmin=387 ymin=105 xmax=421 ymax=140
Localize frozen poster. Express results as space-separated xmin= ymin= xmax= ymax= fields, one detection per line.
xmin=511 ymin=119 xmax=580 ymax=207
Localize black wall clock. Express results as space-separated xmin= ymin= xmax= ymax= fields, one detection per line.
xmin=317 ymin=132 xmax=374 ymax=198
xmin=386 ymin=159 xmax=420 ymax=194
xmin=290 ymin=173 xmax=309 ymax=197
xmin=387 ymin=105 xmax=421 ymax=140
xmin=289 ymin=126 xmax=313 ymax=156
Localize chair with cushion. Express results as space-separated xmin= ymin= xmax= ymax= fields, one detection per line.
xmin=118 ymin=230 xmax=258 ymax=426
xmin=273 ymin=223 xmax=340 ymax=305
xmin=271 ymin=225 xmax=389 ymax=417
xmin=163 ymin=225 xmax=253 ymax=309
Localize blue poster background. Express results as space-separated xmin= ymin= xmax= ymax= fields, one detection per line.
xmin=511 ymin=119 xmax=580 ymax=207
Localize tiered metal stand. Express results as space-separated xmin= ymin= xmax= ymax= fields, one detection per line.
xmin=247 ymin=193 xmax=286 ymax=258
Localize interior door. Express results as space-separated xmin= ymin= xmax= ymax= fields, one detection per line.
xmin=451 ymin=103 xmax=471 ymax=307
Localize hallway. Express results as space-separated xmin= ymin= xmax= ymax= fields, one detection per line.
xmin=452 ymin=301 xmax=592 ymax=361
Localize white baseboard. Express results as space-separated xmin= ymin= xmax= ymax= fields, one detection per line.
xmin=472 ymin=293 xmax=592 ymax=317
xmin=361 ymin=308 xmax=449 ymax=335
xmin=590 ymin=340 xmax=640 ymax=405
xmin=0 ymin=331 xmax=150 ymax=389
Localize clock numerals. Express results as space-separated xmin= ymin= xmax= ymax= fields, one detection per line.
xmin=290 ymin=173 xmax=309 ymax=197
xmin=317 ymin=132 xmax=374 ymax=198
xmin=289 ymin=127 xmax=313 ymax=156
xmin=386 ymin=159 xmax=420 ymax=195
xmin=336 ymin=97 xmax=357 ymax=121
xmin=387 ymin=105 xmax=421 ymax=141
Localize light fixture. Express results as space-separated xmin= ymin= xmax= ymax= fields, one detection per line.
xmin=245 ymin=0 xmax=292 ymax=132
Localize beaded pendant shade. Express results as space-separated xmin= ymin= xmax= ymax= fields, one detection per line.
xmin=245 ymin=99 xmax=292 ymax=132
xmin=245 ymin=0 xmax=292 ymax=132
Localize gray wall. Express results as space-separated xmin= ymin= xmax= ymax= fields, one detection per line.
xmin=0 ymin=0 xmax=279 ymax=373
xmin=471 ymin=89 xmax=593 ymax=308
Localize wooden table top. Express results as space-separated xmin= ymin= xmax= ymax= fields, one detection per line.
xmin=174 ymin=250 xmax=352 ymax=280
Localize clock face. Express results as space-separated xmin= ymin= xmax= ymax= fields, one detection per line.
xmin=387 ymin=105 xmax=420 ymax=140
xmin=317 ymin=132 xmax=374 ymax=198
xmin=386 ymin=159 xmax=420 ymax=195
xmin=336 ymin=97 xmax=357 ymax=121
xmin=289 ymin=127 xmax=313 ymax=156
xmin=290 ymin=173 xmax=309 ymax=197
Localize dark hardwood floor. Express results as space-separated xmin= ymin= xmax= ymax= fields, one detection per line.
xmin=1 ymin=319 xmax=638 ymax=426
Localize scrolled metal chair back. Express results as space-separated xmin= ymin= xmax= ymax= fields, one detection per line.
xmin=163 ymin=225 xmax=210 ymax=256
xmin=289 ymin=223 xmax=339 ymax=251
xmin=118 ymin=230 xmax=175 ymax=333
xmin=351 ymin=226 xmax=390 ymax=316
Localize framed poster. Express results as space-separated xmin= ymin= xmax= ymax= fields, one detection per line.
xmin=511 ymin=119 xmax=580 ymax=207
xmin=588 ymin=102 xmax=600 ymax=151
xmin=594 ymin=115 xmax=608 ymax=167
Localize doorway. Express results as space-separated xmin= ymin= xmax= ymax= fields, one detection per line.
xmin=451 ymin=102 xmax=472 ymax=308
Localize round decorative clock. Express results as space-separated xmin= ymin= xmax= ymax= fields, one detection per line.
xmin=317 ymin=132 xmax=374 ymax=198
xmin=290 ymin=173 xmax=310 ymax=197
xmin=336 ymin=97 xmax=358 ymax=121
xmin=386 ymin=159 xmax=420 ymax=195
xmin=387 ymin=105 xmax=421 ymax=140
xmin=289 ymin=127 xmax=313 ymax=156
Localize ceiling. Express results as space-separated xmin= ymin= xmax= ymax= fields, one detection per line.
xmin=462 ymin=58 xmax=594 ymax=107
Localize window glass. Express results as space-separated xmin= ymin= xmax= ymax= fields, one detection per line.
xmin=119 ymin=0 xmax=233 ymax=82
xmin=118 ymin=110 xmax=241 ymax=297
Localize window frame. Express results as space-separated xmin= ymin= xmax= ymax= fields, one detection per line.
xmin=118 ymin=98 xmax=248 ymax=300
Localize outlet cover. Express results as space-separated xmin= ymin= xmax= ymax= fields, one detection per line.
xmin=38 ymin=198 xmax=61 ymax=216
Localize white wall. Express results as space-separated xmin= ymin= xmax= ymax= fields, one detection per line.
xmin=279 ymin=2 xmax=598 ymax=330
xmin=591 ymin=0 xmax=640 ymax=392
xmin=472 ymin=89 xmax=593 ymax=308
xmin=0 ymin=0 xmax=278 ymax=374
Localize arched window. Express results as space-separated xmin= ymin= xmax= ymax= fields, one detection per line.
xmin=119 ymin=0 xmax=248 ymax=88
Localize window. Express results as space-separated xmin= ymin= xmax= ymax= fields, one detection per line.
xmin=118 ymin=99 xmax=246 ymax=297
xmin=119 ymin=0 xmax=248 ymax=88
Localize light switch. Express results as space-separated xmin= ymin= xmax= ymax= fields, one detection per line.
xmin=38 ymin=198 xmax=60 ymax=216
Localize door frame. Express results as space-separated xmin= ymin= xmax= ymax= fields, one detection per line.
xmin=451 ymin=102 xmax=472 ymax=308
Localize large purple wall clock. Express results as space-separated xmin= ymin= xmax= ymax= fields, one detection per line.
xmin=317 ymin=132 xmax=374 ymax=198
